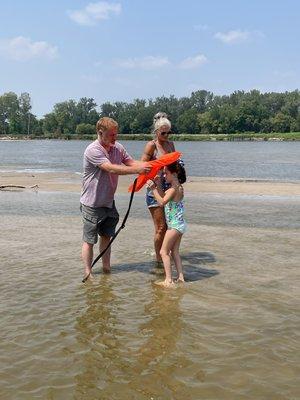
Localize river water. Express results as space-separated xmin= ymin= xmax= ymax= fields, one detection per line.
xmin=0 ymin=140 xmax=299 ymax=399
xmin=0 ymin=140 xmax=300 ymax=180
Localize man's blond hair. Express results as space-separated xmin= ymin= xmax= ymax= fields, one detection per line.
xmin=96 ymin=117 xmax=118 ymax=135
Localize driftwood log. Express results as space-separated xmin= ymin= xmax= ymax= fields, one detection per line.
xmin=0 ymin=184 xmax=39 ymax=190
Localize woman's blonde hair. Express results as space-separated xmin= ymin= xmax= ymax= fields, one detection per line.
xmin=153 ymin=111 xmax=168 ymax=123
xmin=154 ymin=117 xmax=171 ymax=133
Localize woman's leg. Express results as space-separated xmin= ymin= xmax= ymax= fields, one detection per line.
xmin=172 ymin=234 xmax=184 ymax=281
xmin=149 ymin=206 xmax=167 ymax=264
xmin=160 ymin=229 xmax=181 ymax=286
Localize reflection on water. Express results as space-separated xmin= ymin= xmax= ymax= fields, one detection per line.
xmin=74 ymin=270 xmax=215 ymax=400
xmin=74 ymin=278 xmax=187 ymax=399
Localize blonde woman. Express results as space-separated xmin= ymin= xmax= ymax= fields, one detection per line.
xmin=141 ymin=112 xmax=176 ymax=268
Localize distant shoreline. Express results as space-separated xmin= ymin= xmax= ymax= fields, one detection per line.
xmin=1 ymin=132 xmax=300 ymax=141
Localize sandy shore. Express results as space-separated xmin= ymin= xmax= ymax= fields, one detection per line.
xmin=1 ymin=171 xmax=300 ymax=196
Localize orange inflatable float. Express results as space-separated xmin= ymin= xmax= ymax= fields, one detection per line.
xmin=128 ymin=151 xmax=182 ymax=192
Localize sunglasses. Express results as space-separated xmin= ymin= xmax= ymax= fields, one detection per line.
xmin=160 ymin=131 xmax=170 ymax=136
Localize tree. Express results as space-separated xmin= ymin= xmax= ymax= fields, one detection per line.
xmin=270 ymin=112 xmax=293 ymax=132
xmin=76 ymin=123 xmax=96 ymax=135
xmin=0 ymin=92 xmax=19 ymax=134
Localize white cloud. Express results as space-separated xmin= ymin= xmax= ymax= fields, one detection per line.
xmin=214 ymin=30 xmax=251 ymax=44
xmin=179 ymin=54 xmax=208 ymax=69
xmin=68 ymin=2 xmax=121 ymax=26
xmin=0 ymin=36 xmax=58 ymax=61
xmin=115 ymin=56 xmax=170 ymax=69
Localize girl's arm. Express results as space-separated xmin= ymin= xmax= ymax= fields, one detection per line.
xmin=147 ymin=179 xmax=176 ymax=206
xmin=153 ymin=187 xmax=175 ymax=206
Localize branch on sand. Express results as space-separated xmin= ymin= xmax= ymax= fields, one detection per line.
xmin=0 ymin=184 xmax=39 ymax=191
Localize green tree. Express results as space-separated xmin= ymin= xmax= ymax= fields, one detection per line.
xmin=76 ymin=123 xmax=96 ymax=135
xmin=270 ymin=112 xmax=293 ymax=132
xmin=0 ymin=92 xmax=19 ymax=134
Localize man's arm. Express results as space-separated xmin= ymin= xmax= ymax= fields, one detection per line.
xmin=100 ymin=160 xmax=150 ymax=175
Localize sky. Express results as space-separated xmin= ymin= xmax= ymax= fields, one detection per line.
xmin=0 ymin=0 xmax=299 ymax=117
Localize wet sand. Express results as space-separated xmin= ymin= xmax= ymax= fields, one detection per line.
xmin=1 ymin=171 xmax=300 ymax=196
xmin=0 ymin=172 xmax=299 ymax=399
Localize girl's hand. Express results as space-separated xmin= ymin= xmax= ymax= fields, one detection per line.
xmin=153 ymin=175 xmax=160 ymax=185
xmin=146 ymin=180 xmax=156 ymax=190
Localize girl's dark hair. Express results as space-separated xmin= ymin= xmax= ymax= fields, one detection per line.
xmin=167 ymin=161 xmax=186 ymax=184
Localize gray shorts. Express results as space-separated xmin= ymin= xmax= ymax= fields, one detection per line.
xmin=80 ymin=202 xmax=119 ymax=244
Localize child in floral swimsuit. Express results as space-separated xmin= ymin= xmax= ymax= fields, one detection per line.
xmin=147 ymin=161 xmax=187 ymax=287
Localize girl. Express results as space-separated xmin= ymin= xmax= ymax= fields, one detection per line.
xmin=147 ymin=161 xmax=187 ymax=287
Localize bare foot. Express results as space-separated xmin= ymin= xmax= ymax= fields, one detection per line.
xmin=102 ymin=267 xmax=111 ymax=274
xmin=154 ymin=279 xmax=175 ymax=288
xmin=174 ymin=274 xmax=185 ymax=283
xmin=82 ymin=272 xmax=94 ymax=283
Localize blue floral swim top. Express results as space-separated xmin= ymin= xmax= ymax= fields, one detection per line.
xmin=164 ymin=199 xmax=186 ymax=234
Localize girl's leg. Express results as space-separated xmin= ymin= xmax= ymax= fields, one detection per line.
xmin=172 ymin=234 xmax=184 ymax=282
xmin=149 ymin=206 xmax=167 ymax=264
xmin=160 ymin=229 xmax=181 ymax=286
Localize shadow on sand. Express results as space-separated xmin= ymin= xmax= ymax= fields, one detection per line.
xmin=91 ymin=251 xmax=219 ymax=283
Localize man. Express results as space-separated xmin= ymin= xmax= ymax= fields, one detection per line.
xmin=80 ymin=117 xmax=151 ymax=280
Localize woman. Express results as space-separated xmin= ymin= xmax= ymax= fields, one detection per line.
xmin=141 ymin=112 xmax=176 ymax=268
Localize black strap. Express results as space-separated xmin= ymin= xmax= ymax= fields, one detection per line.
xmin=82 ymin=178 xmax=137 ymax=283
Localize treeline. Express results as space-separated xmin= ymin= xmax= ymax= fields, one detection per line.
xmin=0 ymin=89 xmax=299 ymax=137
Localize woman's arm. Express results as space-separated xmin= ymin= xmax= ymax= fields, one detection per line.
xmin=141 ymin=141 xmax=156 ymax=161
xmin=170 ymin=140 xmax=176 ymax=152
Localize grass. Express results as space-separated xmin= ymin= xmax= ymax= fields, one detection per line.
xmin=1 ymin=132 xmax=300 ymax=141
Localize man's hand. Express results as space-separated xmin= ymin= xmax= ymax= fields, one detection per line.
xmin=136 ymin=162 xmax=151 ymax=175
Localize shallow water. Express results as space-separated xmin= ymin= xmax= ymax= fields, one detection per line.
xmin=0 ymin=189 xmax=299 ymax=399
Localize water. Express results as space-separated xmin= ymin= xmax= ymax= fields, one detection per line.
xmin=0 ymin=140 xmax=299 ymax=399
xmin=0 ymin=140 xmax=300 ymax=180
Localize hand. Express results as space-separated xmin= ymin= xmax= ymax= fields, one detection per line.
xmin=153 ymin=175 xmax=160 ymax=185
xmin=137 ymin=162 xmax=151 ymax=175
xmin=146 ymin=180 xmax=156 ymax=190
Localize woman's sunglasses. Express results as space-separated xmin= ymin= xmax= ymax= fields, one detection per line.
xmin=160 ymin=131 xmax=170 ymax=136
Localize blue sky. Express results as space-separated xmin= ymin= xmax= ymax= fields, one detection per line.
xmin=1 ymin=0 xmax=299 ymax=117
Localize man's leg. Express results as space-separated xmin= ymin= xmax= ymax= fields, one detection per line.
xmin=100 ymin=235 xmax=111 ymax=273
xmin=82 ymin=241 xmax=94 ymax=277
